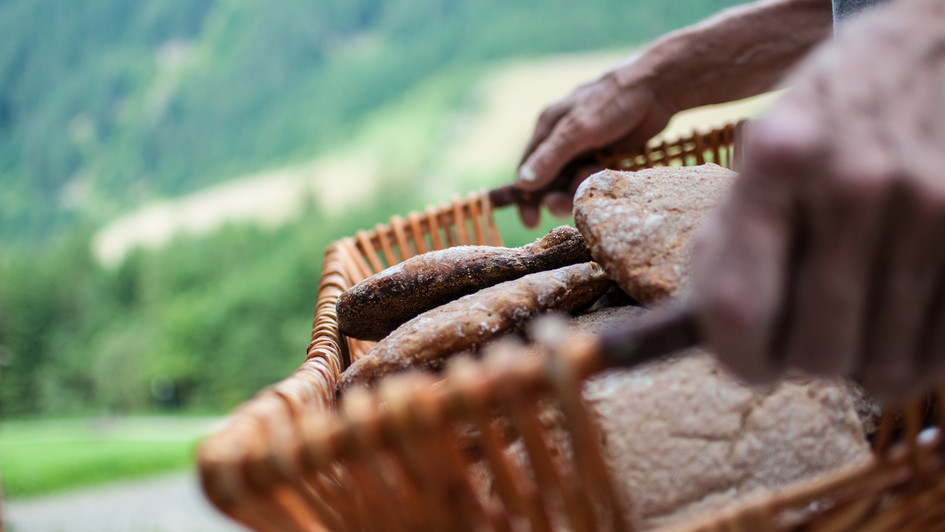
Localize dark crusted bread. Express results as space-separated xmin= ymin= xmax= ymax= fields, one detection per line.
xmin=339 ymin=262 xmax=612 ymax=390
xmin=336 ymin=226 xmax=592 ymax=341
xmin=470 ymin=305 xmax=876 ymax=530
xmin=573 ymin=164 xmax=735 ymax=304
xmin=585 ymin=352 xmax=871 ymax=528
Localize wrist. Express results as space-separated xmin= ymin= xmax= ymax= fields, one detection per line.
xmin=605 ymin=34 xmax=693 ymax=116
xmin=643 ymin=32 xmax=703 ymax=114
xmin=609 ymin=0 xmax=833 ymax=115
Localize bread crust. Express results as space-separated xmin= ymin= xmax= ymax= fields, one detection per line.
xmin=573 ymin=164 xmax=735 ymax=304
xmin=339 ymin=262 xmax=611 ymax=389
xmin=471 ymin=306 xmax=875 ymax=529
xmin=584 ymin=353 xmax=871 ymax=528
xmin=337 ymin=226 xmax=592 ymax=341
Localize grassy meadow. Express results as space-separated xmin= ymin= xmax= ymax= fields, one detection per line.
xmin=0 ymin=417 xmax=217 ymax=498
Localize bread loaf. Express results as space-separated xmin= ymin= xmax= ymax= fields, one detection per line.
xmin=585 ymin=351 xmax=872 ymax=528
xmin=471 ymin=305 xmax=874 ymax=529
xmin=337 ymin=226 xmax=592 ymax=341
xmin=573 ymin=164 xmax=735 ymax=304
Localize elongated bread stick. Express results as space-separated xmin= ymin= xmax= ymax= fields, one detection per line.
xmin=339 ymin=262 xmax=612 ymax=389
xmin=337 ymin=226 xmax=591 ymax=341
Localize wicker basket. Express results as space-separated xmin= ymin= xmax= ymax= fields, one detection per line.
xmin=197 ymin=122 xmax=945 ymax=532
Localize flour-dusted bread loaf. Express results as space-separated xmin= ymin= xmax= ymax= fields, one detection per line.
xmin=573 ymin=164 xmax=735 ymax=304
xmin=585 ymin=353 xmax=872 ymax=529
xmin=339 ymin=262 xmax=612 ymax=390
xmin=471 ymin=305 xmax=875 ymax=530
xmin=336 ymin=226 xmax=592 ymax=341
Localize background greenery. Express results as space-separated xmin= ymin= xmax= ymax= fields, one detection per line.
xmin=0 ymin=417 xmax=209 ymax=497
xmin=0 ymin=0 xmax=743 ymax=424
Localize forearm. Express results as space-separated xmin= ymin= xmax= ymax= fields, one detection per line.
xmin=612 ymin=0 xmax=832 ymax=113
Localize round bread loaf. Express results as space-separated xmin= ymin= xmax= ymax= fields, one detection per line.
xmin=339 ymin=262 xmax=612 ymax=390
xmin=573 ymin=164 xmax=735 ymax=304
xmin=337 ymin=226 xmax=592 ymax=341
xmin=585 ymin=351 xmax=872 ymax=528
xmin=471 ymin=305 xmax=875 ymax=529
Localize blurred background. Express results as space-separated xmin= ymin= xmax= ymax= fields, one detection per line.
xmin=0 ymin=0 xmax=772 ymax=529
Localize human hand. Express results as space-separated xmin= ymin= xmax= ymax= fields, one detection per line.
xmin=514 ymin=58 xmax=676 ymax=227
xmin=692 ymin=0 xmax=945 ymax=400
xmin=510 ymin=0 xmax=833 ymax=228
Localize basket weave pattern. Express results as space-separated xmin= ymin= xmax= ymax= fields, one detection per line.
xmin=198 ymin=122 xmax=945 ymax=532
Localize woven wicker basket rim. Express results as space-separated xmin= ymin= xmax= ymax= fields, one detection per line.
xmin=197 ymin=121 xmax=945 ymax=532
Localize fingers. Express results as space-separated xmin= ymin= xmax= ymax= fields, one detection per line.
xmin=519 ymin=163 xmax=603 ymax=223
xmin=514 ymin=73 xmax=672 ymax=223
xmin=918 ymin=274 xmax=945 ymax=393
xmin=517 ymin=90 xmax=669 ymax=192
xmin=519 ymin=100 xmax=571 ymax=167
xmin=517 ymin=203 xmax=541 ymax=229
xmin=518 ymin=104 xmax=668 ymax=220
xmin=691 ymin=164 xmax=796 ymax=383
xmin=779 ymin=167 xmax=886 ymax=379
xmin=518 ymin=113 xmax=600 ymax=192
xmin=720 ymin=107 xmax=945 ymax=398
xmin=868 ymin=182 xmax=945 ymax=397
xmin=544 ymin=192 xmax=574 ymax=219
xmin=692 ymin=102 xmax=824 ymax=384
xmin=516 ymin=193 xmax=577 ymax=228
xmin=604 ymin=103 xmax=675 ymax=156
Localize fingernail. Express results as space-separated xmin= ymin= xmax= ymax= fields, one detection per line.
xmin=518 ymin=164 xmax=537 ymax=183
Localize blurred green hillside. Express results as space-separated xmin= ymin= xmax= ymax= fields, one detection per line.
xmin=0 ymin=0 xmax=743 ymax=418
xmin=0 ymin=0 xmax=742 ymax=245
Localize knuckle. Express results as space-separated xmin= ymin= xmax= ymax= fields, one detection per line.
xmin=559 ymin=113 xmax=590 ymax=137
xmin=827 ymin=151 xmax=899 ymax=208
xmin=599 ymin=71 xmax=619 ymax=88
xmin=748 ymin=116 xmax=819 ymax=169
xmin=549 ymin=115 xmax=592 ymax=151
xmin=538 ymin=104 xmax=565 ymax=124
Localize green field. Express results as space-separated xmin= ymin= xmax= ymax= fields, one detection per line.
xmin=0 ymin=417 xmax=218 ymax=498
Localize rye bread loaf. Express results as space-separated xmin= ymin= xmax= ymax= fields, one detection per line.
xmin=573 ymin=164 xmax=735 ymax=304
xmin=337 ymin=226 xmax=592 ymax=341
xmin=585 ymin=352 xmax=872 ymax=528
xmin=339 ymin=262 xmax=612 ymax=390
xmin=471 ymin=306 xmax=875 ymax=529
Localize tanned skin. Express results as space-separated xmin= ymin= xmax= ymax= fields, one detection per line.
xmin=514 ymin=0 xmax=832 ymax=226
xmin=515 ymin=0 xmax=945 ymax=400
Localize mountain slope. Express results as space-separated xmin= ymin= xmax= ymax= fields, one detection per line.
xmin=0 ymin=0 xmax=742 ymax=245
